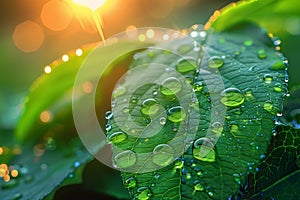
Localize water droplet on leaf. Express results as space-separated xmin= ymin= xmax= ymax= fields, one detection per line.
xmin=208 ymin=56 xmax=224 ymax=69
xmin=152 ymin=144 xmax=174 ymax=167
xmin=193 ymin=82 xmax=203 ymax=92
xmin=136 ymin=187 xmax=152 ymax=200
xmin=176 ymin=58 xmax=197 ymax=73
xmin=221 ymin=88 xmax=244 ymax=107
xmin=271 ymin=61 xmax=286 ymax=70
xmin=160 ymin=77 xmax=182 ymax=96
xmin=141 ymin=98 xmax=160 ymax=115
xmin=193 ymin=138 xmax=216 ymax=162
xmin=125 ymin=177 xmax=136 ymax=189
xmin=194 ymin=180 xmax=205 ymax=191
xmin=257 ymin=49 xmax=267 ymax=59
xmin=264 ymin=74 xmax=273 ymax=84
xmin=108 ymin=132 xmax=127 ymax=144
xmin=114 ymin=150 xmax=137 ymax=169
xmin=167 ymin=106 xmax=186 ymax=123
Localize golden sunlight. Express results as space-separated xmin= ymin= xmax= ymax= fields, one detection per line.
xmin=72 ymin=0 xmax=106 ymax=11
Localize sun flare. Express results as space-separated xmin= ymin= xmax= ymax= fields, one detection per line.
xmin=72 ymin=0 xmax=106 ymax=11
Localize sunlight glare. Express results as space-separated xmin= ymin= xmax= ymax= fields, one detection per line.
xmin=72 ymin=0 xmax=106 ymax=11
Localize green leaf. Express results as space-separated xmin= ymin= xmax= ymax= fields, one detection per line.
xmin=209 ymin=0 xmax=300 ymax=35
xmin=0 ymin=136 xmax=92 ymax=200
xmin=245 ymin=125 xmax=300 ymax=199
xmin=107 ymin=24 xmax=288 ymax=199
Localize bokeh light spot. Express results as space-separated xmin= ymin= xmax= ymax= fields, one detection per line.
xmin=11 ymin=169 xmax=18 ymax=178
xmin=62 ymin=54 xmax=70 ymax=62
xmin=0 ymin=147 xmax=3 ymax=155
xmin=13 ymin=20 xmax=45 ymax=53
xmin=40 ymin=111 xmax=52 ymax=123
xmin=41 ymin=0 xmax=73 ymax=31
xmin=44 ymin=66 xmax=52 ymax=74
xmin=82 ymin=81 xmax=94 ymax=94
xmin=75 ymin=48 xmax=83 ymax=56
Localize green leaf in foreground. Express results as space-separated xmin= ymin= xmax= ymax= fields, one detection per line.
xmin=244 ymin=124 xmax=300 ymax=199
xmin=107 ymin=24 xmax=288 ymax=199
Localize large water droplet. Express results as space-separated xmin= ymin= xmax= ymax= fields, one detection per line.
xmin=114 ymin=150 xmax=137 ymax=169
xmin=167 ymin=106 xmax=186 ymax=123
xmin=221 ymin=88 xmax=244 ymax=107
xmin=160 ymin=77 xmax=182 ymax=96
xmin=176 ymin=58 xmax=197 ymax=73
xmin=125 ymin=177 xmax=136 ymax=189
xmin=193 ymin=82 xmax=203 ymax=92
xmin=257 ymin=49 xmax=267 ymax=59
xmin=208 ymin=56 xmax=224 ymax=69
xmin=136 ymin=187 xmax=152 ymax=200
xmin=193 ymin=138 xmax=216 ymax=162
xmin=141 ymin=98 xmax=160 ymax=115
xmin=264 ymin=74 xmax=273 ymax=84
xmin=108 ymin=132 xmax=127 ymax=144
xmin=152 ymin=144 xmax=174 ymax=167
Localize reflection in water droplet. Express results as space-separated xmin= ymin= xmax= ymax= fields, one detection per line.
xmin=208 ymin=56 xmax=224 ymax=69
xmin=167 ymin=106 xmax=186 ymax=123
xmin=257 ymin=49 xmax=267 ymax=59
xmin=114 ymin=150 xmax=137 ymax=169
xmin=264 ymin=74 xmax=273 ymax=84
xmin=193 ymin=82 xmax=203 ymax=92
xmin=193 ymin=138 xmax=216 ymax=162
xmin=125 ymin=177 xmax=136 ymax=189
xmin=221 ymin=88 xmax=244 ymax=107
xmin=141 ymin=98 xmax=160 ymax=115
xmin=108 ymin=132 xmax=127 ymax=144
xmin=176 ymin=57 xmax=197 ymax=73
xmin=136 ymin=187 xmax=152 ymax=200
xmin=152 ymin=144 xmax=174 ymax=167
xmin=160 ymin=77 xmax=182 ymax=96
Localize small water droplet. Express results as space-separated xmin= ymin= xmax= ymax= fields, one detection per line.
xmin=154 ymin=173 xmax=160 ymax=179
xmin=114 ymin=150 xmax=137 ymax=169
xmin=136 ymin=187 xmax=152 ymax=200
xmin=273 ymin=38 xmax=281 ymax=46
xmin=263 ymin=101 xmax=274 ymax=113
xmin=271 ymin=61 xmax=286 ymax=70
xmin=105 ymin=124 xmax=112 ymax=132
xmin=108 ymin=132 xmax=127 ymax=144
xmin=186 ymin=173 xmax=192 ymax=179
xmin=112 ymin=86 xmax=126 ymax=98
xmin=152 ymin=144 xmax=174 ymax=167
xmin=125 ymin=177 xmax=136 ymax=189
xmin=257 ymin=49 xmax=267 ymax=59
xmin=208 ymin=56 xmax=224 ymax=69
xmin=273 ymin=83 xmax=282 ymax=92
xmin=74 ymin=161 xmax=80 ymax=168
xmin=244 ymin=40 xmax=253 ymax=46
xmin=263 ymin=74 xmax=273 ymax=84
xmin=193 ymin=138 xmax=216 ymax=162
xmin=11 ymin=193 xmax=22 ymax=200
xmin=176 ymin=57 xmax=197 ymax=73
xmin=105 ymin=111 xmax=113 ymax=120
xmin=221 ymin=88 xmax=245 ymax=107
xmin=122 ymin=106 xmax=130 ymax=114
xmin=159 ymin=117 xmax=166 ymax=125
xmin=174 ymin=158 xmax=184 ymax=169
xmin=194 ymin=180 xmax=205 ymax=191
xmin=211 ymin=122 xmax=223 ymax=135
xmin=233 ymin=173 xmax=241 ymax=184
xmin=167 ymin=106 xmax=186 ymax=123
xmin=193 ymin=81 xmax=203 ymax=92
xmin=160 ymin=77 xmax=182 ymax=96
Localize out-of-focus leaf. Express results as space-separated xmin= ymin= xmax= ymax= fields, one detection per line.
xmin=209 ymin=0 xmax=300 ymax=35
